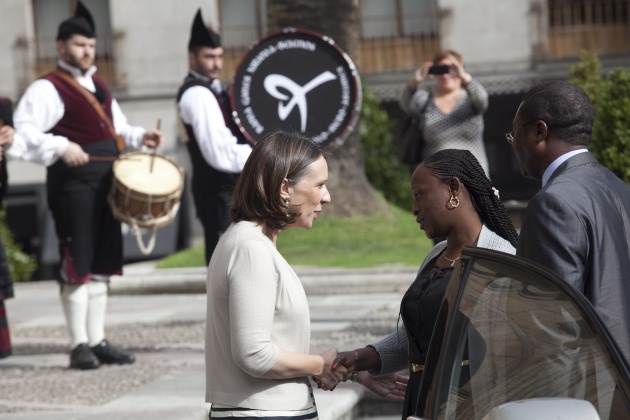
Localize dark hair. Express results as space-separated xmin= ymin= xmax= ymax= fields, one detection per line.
xmin=518 ymin=80 xmax=593 ymax=146
xmin=433 ymin=49 xmax=463 ymax=66
xmin=422 ymin=149 xmax=519 ymax=248
xmin=230 ymin=131 xmax=325 ymax=230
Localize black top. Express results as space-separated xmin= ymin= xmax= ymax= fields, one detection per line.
xmin=399 ymin=254 xmax=454 ymax=419
xmin=402 ymin=255 xmax=454 ymax=365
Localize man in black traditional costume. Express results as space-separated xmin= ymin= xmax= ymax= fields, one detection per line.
xmin=177 ymin=9 xmax=252 ymax=265
xmin=11 ymin=1 xmax=163 ymax=369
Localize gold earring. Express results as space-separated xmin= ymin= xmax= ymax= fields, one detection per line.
xmin=449 ymin=194 xmax=460 ymax=209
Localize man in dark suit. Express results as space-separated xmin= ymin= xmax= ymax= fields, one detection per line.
xmin=507 ymin=80 xmax=630 ymax=365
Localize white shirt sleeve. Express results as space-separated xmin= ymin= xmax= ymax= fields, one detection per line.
xmin=10 ymin=77 xmax=147 ymax=164
xmin=178 ymin=85 xmax=251 ymax=173
xmin=10 ymin=79 xmax=69 ymax=166
xmin=111 ymin=98 xmax=146 ymax=151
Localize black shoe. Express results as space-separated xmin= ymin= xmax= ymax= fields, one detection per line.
xmin=91 ymin=339 xmax=136 ymax=365
xmin=70 ymin=343 xmax=100 ymax=370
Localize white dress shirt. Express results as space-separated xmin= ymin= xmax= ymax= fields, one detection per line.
xmin=10 ymin=60 xmax=146 ymax=166
xmin=178 ymin=72 xmax=251 ymax=174
xmin=542 ymin=148 xmax=588 ymax=187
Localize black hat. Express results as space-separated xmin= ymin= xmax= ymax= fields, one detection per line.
xmin=57 ymin=1 xmax=96 ymax=41
xmin=188 ymin=9 xmax=221 ymax=50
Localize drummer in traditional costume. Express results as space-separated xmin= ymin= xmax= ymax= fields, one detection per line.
xmin=10 ymin=1 xmax=163 ymax=370
xmin=0 ymin=98 xmax=15 ymax=360
xmin=177 ymin=9 xmax=252 ymax=265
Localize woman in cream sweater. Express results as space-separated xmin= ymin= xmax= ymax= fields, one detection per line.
xmin=205 ymin=131 xmax=342 ymax=419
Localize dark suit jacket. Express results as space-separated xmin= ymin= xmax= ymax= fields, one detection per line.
xmin=517 ymin=151 xmax=630 ymax=364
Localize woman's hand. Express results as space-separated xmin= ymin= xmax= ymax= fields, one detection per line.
xmin=358 ymin=372 xmax=408 ymax=402
xmin=409 ymin=61 xmax=433 ymax=90
xmin=332 ymin=350 xmax=357 ymax=373
xmin=332 ymin=346 xmax=381 ymax=374
xmin=444 ymin=53 xmax=471 ymax=84
xmin=314 ymin=347 xmax=347 ymax=390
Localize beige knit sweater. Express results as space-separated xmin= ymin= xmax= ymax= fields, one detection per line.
xmin=205 ymin=221 xmax=313 ymax=410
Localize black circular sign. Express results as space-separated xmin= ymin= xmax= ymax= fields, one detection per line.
xmin=231 ymin=28 xmax=362 ymax=149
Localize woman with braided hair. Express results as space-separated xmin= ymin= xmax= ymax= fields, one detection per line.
xmin=330 ymin=149 xmax=517 ymax=419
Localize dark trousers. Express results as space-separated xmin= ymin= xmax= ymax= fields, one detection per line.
xmin=47 ymin=141 xmax=123 ymax=283
xmin=195 ymin=190 xmax=232 ymax=265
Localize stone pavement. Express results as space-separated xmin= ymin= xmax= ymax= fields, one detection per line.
xmin=0 ymin=262 xmax=417 ymax=420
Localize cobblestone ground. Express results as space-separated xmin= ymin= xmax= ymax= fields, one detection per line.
xmin=0 ymin=320 xmax=204 ymax=413
xmin=0 ymin=316 xmax=398 ymax=414
xmin=312 ymin=315 xmax=399 ymax=350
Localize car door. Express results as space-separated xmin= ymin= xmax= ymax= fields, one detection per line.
xmin=411 ymin=247 xmax=630 ymax=420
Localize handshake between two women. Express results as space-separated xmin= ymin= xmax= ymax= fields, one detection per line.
xmin=313 ymin=347 xmax=408 ymax=402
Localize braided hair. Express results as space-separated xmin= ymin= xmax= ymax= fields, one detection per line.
xmin=422 ymin=149 xmax=519 ymax=248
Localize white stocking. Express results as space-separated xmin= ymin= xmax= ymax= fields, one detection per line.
xmin=86 ymin=280 xmax=108 ymax=346
xmin=60 ymin=283 xmax=89 ymax=348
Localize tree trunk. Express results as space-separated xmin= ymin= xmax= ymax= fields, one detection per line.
xmin=267 ymin=0 xmax=388 ymax=216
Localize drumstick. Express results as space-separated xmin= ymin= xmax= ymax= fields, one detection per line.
xmin=89 ymin=156 xmax=140 ymax=162
xmin=89 ymin=156 xmax=118 ymax=162
xmin=150 ymin=118 xmax=161 ymax=173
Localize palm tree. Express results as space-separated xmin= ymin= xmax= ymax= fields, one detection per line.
xmin=267 ymin=0 xmax=387 ymax=216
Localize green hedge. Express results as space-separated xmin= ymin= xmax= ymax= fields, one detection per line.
xmin=359 ymin=85 xmax=412 ymax=210
xmin=569 ymin=51 xmax=630 ymax=183
xmin=0 ymin=208 xmax=37 ymax=282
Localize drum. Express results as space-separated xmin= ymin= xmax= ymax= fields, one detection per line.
xmin=108 ymin=152 xmax=184 ymax=254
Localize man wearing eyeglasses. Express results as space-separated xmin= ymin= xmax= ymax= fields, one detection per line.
xmin=508 ymin=79 xmax=630 ymax=365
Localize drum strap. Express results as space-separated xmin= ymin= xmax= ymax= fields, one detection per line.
xmin=53 ymin=70 xmax=126 ymax=152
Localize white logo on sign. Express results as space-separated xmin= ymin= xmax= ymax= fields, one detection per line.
xmin=263 ymin=71 xmax=337 ymax=132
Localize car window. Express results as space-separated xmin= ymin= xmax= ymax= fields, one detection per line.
xmin=422 ymin=249 xmax=630 ymax=420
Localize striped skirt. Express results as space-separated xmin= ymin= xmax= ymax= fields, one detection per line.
xmin=209 ymin=382 xmax=318 ymax=419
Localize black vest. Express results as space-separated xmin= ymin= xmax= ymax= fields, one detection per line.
xmin=176 ymin=73 xmax=247 ymax=194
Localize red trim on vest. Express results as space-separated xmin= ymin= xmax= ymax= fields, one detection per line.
xmin=45 ymin=72 xmax=115 ymax=145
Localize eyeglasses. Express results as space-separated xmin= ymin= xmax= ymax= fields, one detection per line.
xmin=505 ymin=120 xmax=539 ymax=145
